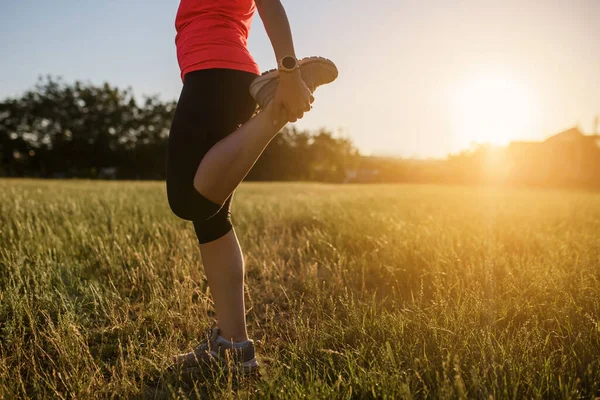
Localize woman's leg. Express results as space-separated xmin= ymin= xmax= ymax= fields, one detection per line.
xmin=197 ymin=229 xmax=248 ymax=342
xmin=193 ymin=195 xmax=248 ymax=342
xmin=193 ymin=103 xmax=285 ymax=205
xmin=166 ymin=69 xmax=266 ymax=347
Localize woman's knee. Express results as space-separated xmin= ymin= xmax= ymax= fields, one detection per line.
xmin=167 ymin=177 xmax=225 ymax=223
xmin=166 ymin=180 xmax=193 ymax=220
xmin=193 ymin=210 xmax=233 ymax=244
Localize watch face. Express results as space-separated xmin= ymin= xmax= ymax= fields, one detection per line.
xmin=282 ymin=56 xmax=297 ymax=69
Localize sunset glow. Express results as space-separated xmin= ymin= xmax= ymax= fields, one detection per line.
xmin=450 ymin=74 xmax=541 ymax=148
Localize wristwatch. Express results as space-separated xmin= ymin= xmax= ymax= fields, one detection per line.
xmin=278 ymin=55 xmax=300 ymax=73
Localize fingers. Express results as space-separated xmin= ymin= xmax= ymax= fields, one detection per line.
xmin=293 ymin=86 xmax=313 ymax=118
xmin=297 ymin=89 xmax=314 ymax=117
xmin=283 ymin=104 xmax=297 ymax=123
xmin=279 ymin=102 xmax=309 ymax=123
xmin=292 ymin=99 xmax=312 ymax=120
xmin=275 ymin=86 xmax=315 ymax=124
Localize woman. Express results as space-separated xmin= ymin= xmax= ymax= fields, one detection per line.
xmin=167 ymin=0 xmax=336 ymax=373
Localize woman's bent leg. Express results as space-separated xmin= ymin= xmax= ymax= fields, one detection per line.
xmin=193 ymin=103 xmax=287 ymax=205
xmin=166 ymin=69 xmax=261 ymax=223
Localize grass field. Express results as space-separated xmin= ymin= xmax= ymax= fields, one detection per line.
xmin=1 ymin=179 xmax=599 ymax=399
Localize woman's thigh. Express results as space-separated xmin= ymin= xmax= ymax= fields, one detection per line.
xmin=166 ymin=68 xmax=258 ymax=221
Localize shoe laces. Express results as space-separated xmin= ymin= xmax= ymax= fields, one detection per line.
xmin=195 ymin=328 xmax=218 ymax=352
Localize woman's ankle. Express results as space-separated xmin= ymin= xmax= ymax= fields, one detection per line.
xmin=217 ymin=328 xmax=249 ymax=343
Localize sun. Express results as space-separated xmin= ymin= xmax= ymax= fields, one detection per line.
xmin=450 ymin=74 xmax=539 ymax=148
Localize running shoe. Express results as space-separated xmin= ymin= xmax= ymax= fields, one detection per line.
xmin=249 ymin=56 xmax=338 ymax=110
xmin=171 ymin=328 xmax=259 ymax=375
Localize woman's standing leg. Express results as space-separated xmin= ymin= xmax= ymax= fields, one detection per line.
xmin=198 ymin=229 xmax=248 ymax=342
xmin=192 ymin=196 xmax=249 ymax=342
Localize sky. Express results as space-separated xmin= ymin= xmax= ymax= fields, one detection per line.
xmin=1 ymin=0 xmax=599 ymax=158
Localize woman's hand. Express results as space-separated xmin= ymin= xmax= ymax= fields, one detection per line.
xmin=272 ymin=69 xmax=313 ymax=123
xmin=255 ymin=0 xmax=313 ymax=123
xmin=255 ymin=0 xmax=313 ymax=125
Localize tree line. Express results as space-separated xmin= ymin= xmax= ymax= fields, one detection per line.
xmin=0 ymin=77 xmax=358 ymax=182
xmin=3 ymin=76 xmax=599 ymax=189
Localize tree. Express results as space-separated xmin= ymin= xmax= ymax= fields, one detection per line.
xmin=247 ymin=127 xmax=359 ymax=182
xmin=0 ymin=76 xmax=175 ymax=179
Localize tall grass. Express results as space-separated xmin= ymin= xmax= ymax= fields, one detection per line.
xmin=1 ymin=179 xmax=599 ymax=399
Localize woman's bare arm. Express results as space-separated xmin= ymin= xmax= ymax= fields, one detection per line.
xmin=255 ymin=0 xmax=297 ymax=62
xmin=255 ymin=0 xmax=312 ymax=123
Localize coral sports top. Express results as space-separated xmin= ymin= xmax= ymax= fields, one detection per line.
xmin=175 ymin=0 xmax=261 ymax=81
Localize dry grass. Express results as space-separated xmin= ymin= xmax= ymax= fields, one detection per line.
xmin=0 ymin=179 xmax=599 ymax=399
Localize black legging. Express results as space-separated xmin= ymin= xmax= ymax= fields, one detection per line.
xmin=166 ymin=68 xmax=258 ymax=244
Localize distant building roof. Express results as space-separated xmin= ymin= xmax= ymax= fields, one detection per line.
xmin=544 ymin=127 xmax=584 ymax=144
